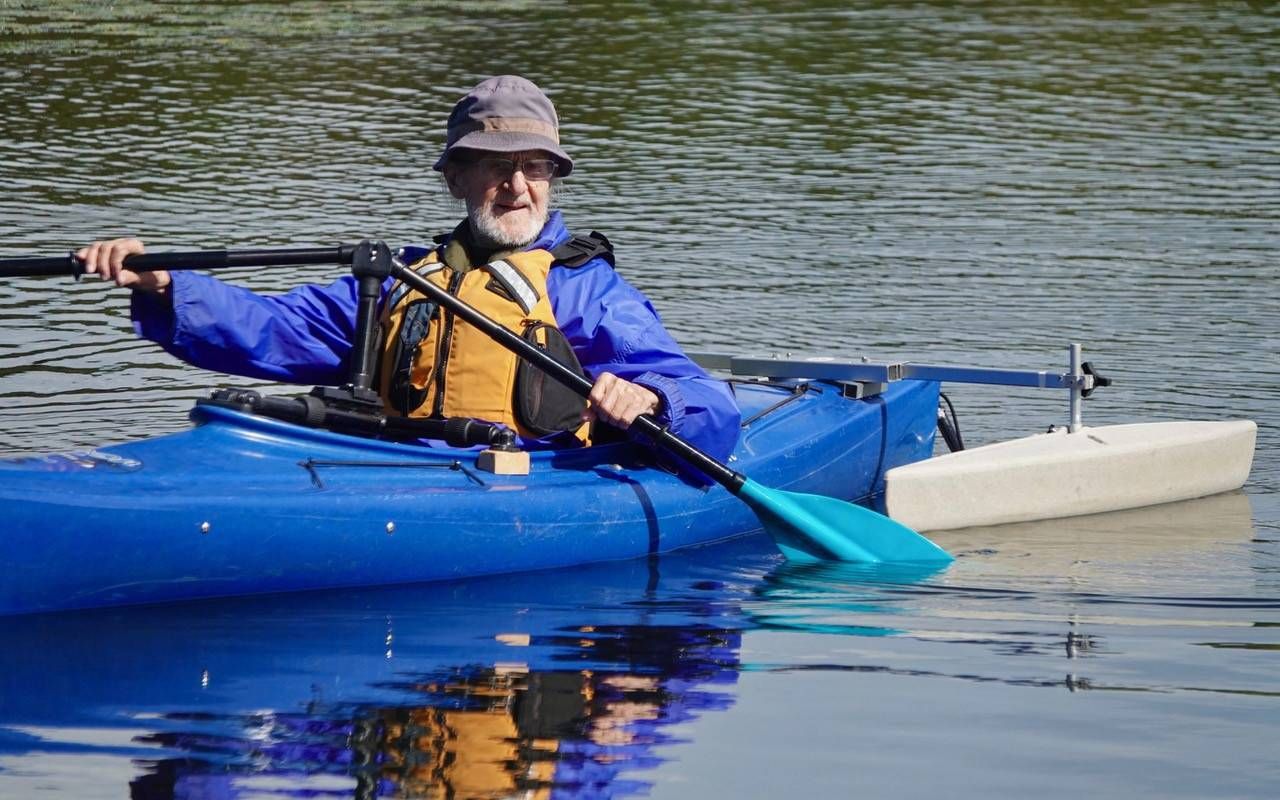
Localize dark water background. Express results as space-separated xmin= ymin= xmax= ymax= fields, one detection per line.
xmin=0 ymin=1 xmax=1277 ymax=797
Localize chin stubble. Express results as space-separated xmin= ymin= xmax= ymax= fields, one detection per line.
xmin=467 ymin=198 xmax=547 ymax=249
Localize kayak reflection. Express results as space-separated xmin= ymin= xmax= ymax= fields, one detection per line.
xmin=7 ymin=496 xmax=1250 ymax=796
xmin=1 ymin=537 xmax=774 ymax=799
xmin=129 ymin=625 xmax=740 ymax=799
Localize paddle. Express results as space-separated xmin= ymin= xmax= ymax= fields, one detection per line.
xmin=0 ymin=243 xmax=952 ymax=564
xmin=373 ymin=254 xmax=952 ymax=565
xmin=0 ymin=246 xmax=357 ymax=278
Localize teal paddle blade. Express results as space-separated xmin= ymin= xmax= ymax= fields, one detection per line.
xmin=737 ymin=478 xmax=953 ymax=564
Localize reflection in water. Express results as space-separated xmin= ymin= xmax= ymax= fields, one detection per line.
xmin=130 ymin=623 xmax=740 ymax=799
xmin=0 ymin=540 xmax=763 ymax=800
xmin=932 ymin=490 xmax=1261 ymax=582
xmin=0 ymin=494 xmax=1276 ymax=797
xmin=739 ymin=493 xmax=1277 ymax=697
xmin=746 ymin=559 xmax=948 ymax=638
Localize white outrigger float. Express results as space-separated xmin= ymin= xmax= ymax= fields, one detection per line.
xmin=693 ymin=344 xmax=1257 ymax=532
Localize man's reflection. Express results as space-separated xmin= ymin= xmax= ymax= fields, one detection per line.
xmin=131 ymin=623 xmax=740 ymax=799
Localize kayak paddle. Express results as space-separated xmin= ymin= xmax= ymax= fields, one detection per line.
xmin=375 ymin=251 xmax=953 ymax=565
xmin=0 ymin=243 xmax=953 ymax=564
xmin=0 ymin=246 xmax=358 ymax=278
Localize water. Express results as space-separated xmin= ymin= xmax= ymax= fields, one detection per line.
xmin=1 ymin=1 xmax=1277 ymax=796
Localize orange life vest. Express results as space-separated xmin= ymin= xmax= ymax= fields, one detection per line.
xmin=378 ymin=247 xmax=591 ymax=444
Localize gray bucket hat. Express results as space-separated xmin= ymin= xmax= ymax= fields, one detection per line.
xmin=433 ymin=75 xmax=573 ymax=176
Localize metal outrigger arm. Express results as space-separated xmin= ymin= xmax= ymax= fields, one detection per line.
xmin=691 ymin=342 xmax=1112 ymax=433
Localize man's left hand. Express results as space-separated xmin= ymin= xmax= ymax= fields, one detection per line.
xmin=584 ymin=372 xmax=661 ymax=430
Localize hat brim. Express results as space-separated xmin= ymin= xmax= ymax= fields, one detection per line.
xmin=433 ymin=130 xmax=573 ymax=176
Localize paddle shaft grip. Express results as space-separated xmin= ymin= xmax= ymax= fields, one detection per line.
xmin=389 ymin=264 xmax=745 ymax=491
xmin=0 ymin=246 xmax=357 ymax=278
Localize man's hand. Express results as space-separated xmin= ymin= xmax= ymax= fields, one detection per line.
xmin=77 ymin=238 xmax=171 ymax=294
xmin=585 ymin=372 xmax=661 ymax=430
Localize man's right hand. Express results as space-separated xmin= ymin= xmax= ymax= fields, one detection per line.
xmin=76 ymin=238 xmax=171 ymax=295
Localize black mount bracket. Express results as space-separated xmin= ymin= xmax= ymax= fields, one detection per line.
xmin=1081 ymin=361 xmax=1112 ymax=399
xmin=198 ymin=239 xmax=517 ymax=451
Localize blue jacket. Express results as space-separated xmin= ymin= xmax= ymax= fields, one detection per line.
xmin=131 ymin=212 xmax=741 ymax=461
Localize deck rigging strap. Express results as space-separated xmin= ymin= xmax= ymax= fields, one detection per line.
xmin=298 ymin=458 xmax=484 ymax=489
xmin=733 ymin=381 xmax=816 ymax=428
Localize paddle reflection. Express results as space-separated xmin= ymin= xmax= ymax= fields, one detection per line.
xmin=745 ymin=560 xmax=949 ymax=637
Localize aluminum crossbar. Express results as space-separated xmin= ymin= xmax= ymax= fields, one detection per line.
xmin=690 ymin=344 xmax=1099 ymax=431
xmin=690 ymin=353 xmax=1085 ymax=390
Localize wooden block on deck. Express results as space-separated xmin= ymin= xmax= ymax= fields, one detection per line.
xmin=477 ymin=448 xmax=530 ymax=475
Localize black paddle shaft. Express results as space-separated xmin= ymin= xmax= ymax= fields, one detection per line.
xmin=0 ymin=246 xmax=357 ymax=279
xmin=0 ymin=242 xmax=743 ymax=488
xmin=388 ymin=263 xmax=745 ymax=491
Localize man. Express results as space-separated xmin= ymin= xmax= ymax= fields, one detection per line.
xmin=79 ymin=75 xmax=740 ymax=459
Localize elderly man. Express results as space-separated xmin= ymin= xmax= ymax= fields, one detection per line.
xmin=80 ymin=76 xmax=740 ymax=458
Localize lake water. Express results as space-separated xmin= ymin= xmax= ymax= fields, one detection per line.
xmin=1 ymin=1 xmax=1277 ymax=797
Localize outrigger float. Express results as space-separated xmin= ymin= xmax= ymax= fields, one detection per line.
xmin=0 ymin=244 xmax=1257 ymax=616
xmin=691 ymin=348 xmax=1256 ymax=532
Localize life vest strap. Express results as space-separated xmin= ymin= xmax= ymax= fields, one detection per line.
xmin=550 ymin=231 xmax=614 ymax=268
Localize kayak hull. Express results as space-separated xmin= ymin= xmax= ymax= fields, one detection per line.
xmin=1 ymin=380 xmax=940 ymax=615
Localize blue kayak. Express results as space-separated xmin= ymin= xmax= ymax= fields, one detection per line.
xmin=0 ymin=379 xmax=940 ymax=615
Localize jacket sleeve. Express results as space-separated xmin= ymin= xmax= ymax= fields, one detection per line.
xmin=547 ymin=260 xmax=741 ymax=462
xmin=130 ymin=269 xmax=367 ymax=385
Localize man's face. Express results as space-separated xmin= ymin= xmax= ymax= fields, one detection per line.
xmin=444 ymin=150 xmax=555 ymax=249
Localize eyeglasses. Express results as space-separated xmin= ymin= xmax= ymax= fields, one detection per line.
xmin=471 ymin=156 xmax=558 ymax=182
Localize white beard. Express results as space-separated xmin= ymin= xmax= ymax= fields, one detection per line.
xmin=467 ymin=198 xmax=547 ymax=249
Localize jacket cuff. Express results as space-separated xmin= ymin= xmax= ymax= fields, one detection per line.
xmin=129 ymin=271 xmax=187 ymax=344
xmin=632 ymin=371 xmax=685 ymax=430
